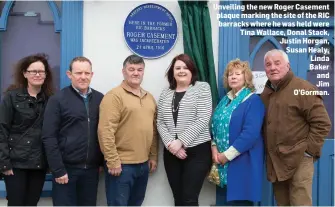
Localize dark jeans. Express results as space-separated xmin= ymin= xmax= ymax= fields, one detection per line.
xmin=164 ymin=141 xmax=212 ymax=206
xmin=52 ymin=167 xmax=99 ymax=206
xmin=105 ymin=161 xmax=149 ymax=206
xmin=4 ymin=168 xmax=46 ymax=206
xmin=216 ymin=185 xmax=254 ymax=206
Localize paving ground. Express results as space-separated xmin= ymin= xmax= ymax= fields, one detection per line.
xmin=0 ymin=198 xmax=52 ymax=206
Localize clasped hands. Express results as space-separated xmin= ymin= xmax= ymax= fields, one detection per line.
xmin=212 ymin=146 xmax=228 ymax=165
xmin=167 ymin=139 xmax=187 ymax=160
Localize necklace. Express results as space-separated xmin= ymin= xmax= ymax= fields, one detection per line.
xmin=171 ymin=92 xmax=180 ymax=113
xmin=171 ymin=91 xmax=186 ymax=112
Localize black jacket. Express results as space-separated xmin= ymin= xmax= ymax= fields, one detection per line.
xmin=0 ymin=88 xmax=48 ymax=171
xmin=42 ymin=86 xmax=104 ymax=178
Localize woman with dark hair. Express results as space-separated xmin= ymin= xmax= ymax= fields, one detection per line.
xmin=157 ymin=54 xmax=212 ymax=206
xmin=0 ymin=53 xmax=55 ymax=206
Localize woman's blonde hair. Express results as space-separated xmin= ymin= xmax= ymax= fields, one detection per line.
xmin=223 ymin=59 xmax=255 ymax=92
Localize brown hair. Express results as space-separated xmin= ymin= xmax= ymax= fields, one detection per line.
xmin=223 ymin=59 xmax=255 ymax=92
xmin=6 ymin=53 xmax=55 ymax=97
xmin=69 ymin=56 xmax=92 ymax=71
xmin=166 ymin=54 xmax=198 ymax=90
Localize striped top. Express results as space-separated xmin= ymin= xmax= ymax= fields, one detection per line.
xmin=157 ymin=81 xmax=212 ymax=148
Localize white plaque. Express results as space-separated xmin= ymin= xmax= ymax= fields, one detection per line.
xmin=252 ymin=71 xmax=268 ymax=94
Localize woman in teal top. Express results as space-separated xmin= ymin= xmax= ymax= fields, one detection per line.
xmin=211 ymin=59 xmax=265 ymax=206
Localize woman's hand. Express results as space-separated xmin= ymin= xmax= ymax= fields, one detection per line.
xmin=168 ymin=139 xmax=183 ymax=154
xmin=217 ymin=153 xmax=229 ymax=165
xmin=175 ymin=148 xmax=187 ymax=159
xmin=211 ymin=146 xmax=220 ymax=164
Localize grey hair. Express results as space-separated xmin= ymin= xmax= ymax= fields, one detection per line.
xmin=123 ymin=54 xmax=145 ymax=68
xmin=264 ymin=49 xmax=289 ymax=63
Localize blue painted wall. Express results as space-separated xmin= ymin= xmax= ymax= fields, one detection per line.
xmin=60 ymin=1 xmax=83 ymax=88
xmin=0 ymin=0 xmax=83 ymax=198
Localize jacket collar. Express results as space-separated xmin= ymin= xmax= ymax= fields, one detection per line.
xmin=265 ymin=70 xmax=294 ymax=92
xmin=16 ymin=87 xmax=29 ymax=97
xmin=121 ymin=80 xmax=147 ymax=98
xmin=17 ymin=87 xmax=45 ymax=100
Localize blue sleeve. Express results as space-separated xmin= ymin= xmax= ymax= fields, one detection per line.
xmin=232 ymin=95 xmax=265 ymax=154
xmin=42 ymin=95 xmax=67 ymax=178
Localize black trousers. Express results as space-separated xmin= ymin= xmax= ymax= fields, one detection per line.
xmin=4 ymin=168 xmax=46 ymax=206
xmin=164 ymin=141 xmax=212 ymax=206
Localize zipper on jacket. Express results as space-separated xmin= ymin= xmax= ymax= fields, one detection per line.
xmin=83 ymin=97 xmax=90 ymax=169
xmin=85 ymin=117 xmax=90 ymax=169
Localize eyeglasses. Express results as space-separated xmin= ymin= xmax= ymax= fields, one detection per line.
xmin=26 ymin=70 xmax=46 ymax=75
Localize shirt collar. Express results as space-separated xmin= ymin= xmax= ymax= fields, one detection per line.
xmin=227 ymin=87 xmax=245 ymax=100
xmin=72 ymin=85 xmax=92 ymax=98
xmin=121 ymin=80 xmax=147 ymax=98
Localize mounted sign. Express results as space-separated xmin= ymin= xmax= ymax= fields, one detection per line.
xmin=252 ymin=71 xmax=268 ymax=94
xmin=124 ymin=3 xmax=178 ymax=59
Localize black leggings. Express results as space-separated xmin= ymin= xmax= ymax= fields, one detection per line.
xmin=4 ymin=168 xmax=46 ymax=206
xmin=164 ymin=141 xmax=212 ymax=206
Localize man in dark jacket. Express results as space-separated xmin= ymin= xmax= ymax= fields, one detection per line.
xmin=261 ymin=49 xmax=331 ymax=206
xmin=42 ymin=57 xmax=104 ymax=206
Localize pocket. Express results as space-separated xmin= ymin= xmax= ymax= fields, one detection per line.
xmin=60 ymin=136 xmax=69 ymax=162
xmin=276 ymin=139 xmax=307 ymax=170
xmin=10 ymin=139 xmax=33 ymax=161
xmin=13 ymin=101 xmax=37 ymax=126
xmin=62 ymin=136 xmax=86 ymax=164
xmin=286 ymin=104 xmax=301 ymax=123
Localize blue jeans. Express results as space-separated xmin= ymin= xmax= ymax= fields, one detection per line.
xmin=52 ymin=167 xmax=99 ymax=206
xmin=105 ymin=162 xmax=149 ymax=206
xmin=216 ymin=185 xmax=254 ymax=206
